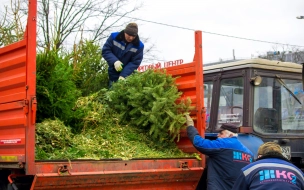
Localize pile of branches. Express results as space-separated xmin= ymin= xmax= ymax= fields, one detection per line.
xmin=35 ymin=69 xmax=195 ymax=160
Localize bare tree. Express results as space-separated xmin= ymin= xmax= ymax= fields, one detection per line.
xmin=258 ymin=44 xmax=304 ymax=64
xmin=38 ymin=0 xmax=143 ymax=51
xmin=88 ymin=0 xmax=142 ymax=42
xmin=290 ymin=46 xmax=304 ymax=64
xmin=1 ymin=0 xmax=158 ymax=62
xmin=140 ymin=36 xmax=159 ymax=63
xmin=270 ymin=44 xmax=288 ymax=62
xmin=0 ymin=0 xmax=25 ymax=46
xmin=39 ymin=0 xmax=94 ymax=50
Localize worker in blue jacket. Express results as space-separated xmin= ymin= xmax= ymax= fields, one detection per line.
xmin=232 ymin=142 xmax=304 ymax=190
xmin=185 ymin=114 xmax=254 ymax=190
xmin=102 ymin=23 xmax=144 ymax=87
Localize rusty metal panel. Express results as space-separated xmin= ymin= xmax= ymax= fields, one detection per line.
xmin=32 ymin=171 xmax=201 ymax=190
xmin=0 ymin=40 xmax=27 ymax=104
xmin=31 ymin=159 xmax=204 ymax=189
xmin=0 ymin=40 xmax=27 ymax=163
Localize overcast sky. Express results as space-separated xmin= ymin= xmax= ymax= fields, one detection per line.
xmin=1 ymin=0 xmax=304 ymax=65
xmin=135 ymin=0 xmax=304 ymax=65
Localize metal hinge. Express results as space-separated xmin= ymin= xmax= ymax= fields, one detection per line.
xmin=23 ymin=100 xmax=29 ymax=114
xmin=31 ymin=97 xmax=37 ymax=124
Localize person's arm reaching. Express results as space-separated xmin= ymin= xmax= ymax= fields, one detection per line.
xmin=185 ymin=114 xmax=225 ymax=155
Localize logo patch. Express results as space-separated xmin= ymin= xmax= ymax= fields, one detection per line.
xmin=259 ymin=170 xmax=297 ymax=184
xmin=233 ymin=151 xmax=252 ymax=163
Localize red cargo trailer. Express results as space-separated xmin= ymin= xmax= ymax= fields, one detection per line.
xmin=0 ymin=0 xmax=205 ymax=189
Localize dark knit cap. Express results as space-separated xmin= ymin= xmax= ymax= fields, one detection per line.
xmin=125 ymin=23 xmax=138 ymax=36
xmin=216 ymin=123 xmax=238 ymax=133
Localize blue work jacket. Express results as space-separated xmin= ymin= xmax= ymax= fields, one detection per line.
xmin=187 ymin=126 xmax=254 ymax=190
xmin=232 ymin=155 xmax=304 ymax=190
xmin=102 ymin=31 xmax=144 ymax=81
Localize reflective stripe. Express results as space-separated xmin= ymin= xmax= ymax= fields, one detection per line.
xmin=243 ymin=163 xmax=304 ymax=180
xmin=113 ymin=41 xmax=125 ymax=50
xmin=129 ymin=48 xmax=138 ymax=53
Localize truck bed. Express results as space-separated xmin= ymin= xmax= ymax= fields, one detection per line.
xmin=0 ymin=1 xmax=205 ymax=188
xmin=30 ymin=158 xmax=202 ymax=189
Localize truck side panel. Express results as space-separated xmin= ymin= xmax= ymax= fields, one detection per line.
xmin=0 ymin=0 xmax=37 ymax=175
xmin=31 ymin=159 xmax=203 ymax=190
xmin=166 ymin=31 xmax=205 ymax=155
xmin=0 ymin=40 xmax=27 ymax=164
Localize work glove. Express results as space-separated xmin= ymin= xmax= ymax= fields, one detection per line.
xmin=114 ymin=61 xmax=123 ymax=72
xmin=119 ymin=76 xmax=125 ymax=80
xmin=185 ymin=114 xmax=194 ymax=126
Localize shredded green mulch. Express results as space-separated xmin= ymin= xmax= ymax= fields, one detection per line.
xmin=36 ymin=119 xmax=198 ymax=160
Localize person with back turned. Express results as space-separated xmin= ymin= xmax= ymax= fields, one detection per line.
xmin=232 ymin=142 xmax=304 ymax=190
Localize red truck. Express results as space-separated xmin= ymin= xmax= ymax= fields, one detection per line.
xmin=0 ymin=0 xmax=205 ymax=189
